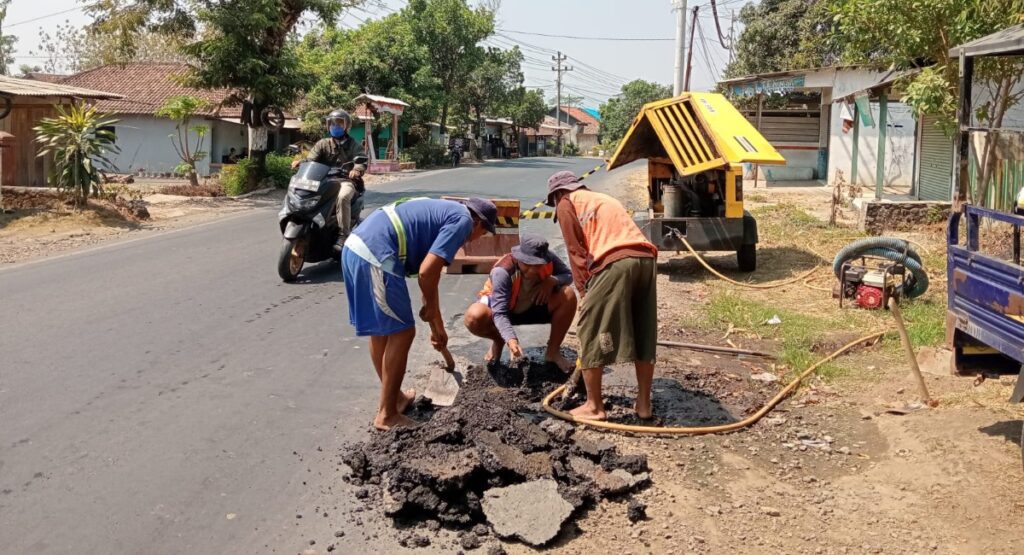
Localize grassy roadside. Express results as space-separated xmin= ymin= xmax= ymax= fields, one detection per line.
xmin=690 ymin=202 xmax=948 ymax=382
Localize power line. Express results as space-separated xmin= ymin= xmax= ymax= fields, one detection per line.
xmin=708 ymin=0 xmax=732 ymax=49
xmin=501 ymin=28 xmax=674 ymax=41
xmin=567 ymin=56 xmax=630 ymax=83
xmin=7 ymin=3 xmax=97 ymax=28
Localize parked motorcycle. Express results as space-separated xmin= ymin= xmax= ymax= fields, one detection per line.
xmin=277 ymin=156 xmax=367 ymax=282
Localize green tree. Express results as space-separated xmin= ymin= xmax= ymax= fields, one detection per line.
xmin=34 ymin=104 xmax=119 ymax=207
xmin=831 ymin=0 xmax=1024 ymax=204
xmin=297 ymin=14 xmax=437 ymax=136
xmin=500 ymin=86 xmax=547 ymax=151
xmin=406 ymin=0 xmax=495 ymax=131
xmin=155 ymin=95 xmax=211 ymax=187
xmin=30 ymin=20 xmax=188 ymax=75
xmin=0 ymin=0 xmax=16 ymax=75
xmin=598 ymin=79 xmax=672 ymax=145
xmin=87 ymin=0 xmax=363 ymax=183
xmin=18 ymin=64 xmax=41 ymax=77
xmin=460 ymin=46 xmax=524 ymax=155
xmin=723 ymin=0 xmax=839 ymax=79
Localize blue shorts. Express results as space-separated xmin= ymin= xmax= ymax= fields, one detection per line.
xmin=341 ymin=247 xmax=415 ymax=337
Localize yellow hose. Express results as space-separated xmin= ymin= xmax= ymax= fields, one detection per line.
xmin=676 ymin=233 xmax=822 ymax=289
xmin=541 ymin=330 xmax=886 ymax=435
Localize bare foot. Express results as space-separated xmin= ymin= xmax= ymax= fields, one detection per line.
xmin=485 ymin=340 xmax=504 ymax=364
xmin=569 ymin=403 xmax=607 ymax=421
xmin=373 ymin=413 xmax=418 ymax=431
xmin=634 ymin=399 xmax=653 ymax=420
xmin=545 ymin=351 xmax=575 ymax=373
xmin=398 ymin=389 xmax=417 ymax=414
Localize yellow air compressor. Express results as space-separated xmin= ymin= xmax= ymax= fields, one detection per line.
xmin=606 ymin=92 xmax=785 ymax=271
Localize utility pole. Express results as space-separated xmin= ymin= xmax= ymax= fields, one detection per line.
xmin=729 ymin=9 xmax=736 ymax=64
xmin=673 ymin=0 xmax=687 ymax=96
xmin=551 ymin=51 xmax=572 ymax=155
xmin=683 ymin=5 xmax=698 ymax=91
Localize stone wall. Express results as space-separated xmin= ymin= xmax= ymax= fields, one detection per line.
xmin=858 ymin=200 xmax=951 ymax=234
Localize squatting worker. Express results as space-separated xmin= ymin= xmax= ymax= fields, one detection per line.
xmin=293 ymin=109 xmax=367 ymax=252
xmin=341 ymin=197 xmax=497 ymax=430
xmin=547 ymin=170 xmax=659 ymax=420
xmin=463 ymin=234 xmax=577 ymax=372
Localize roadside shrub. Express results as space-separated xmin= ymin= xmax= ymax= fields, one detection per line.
xmin=563 ymin=143 xmax=580 ymax=156
xmin=219 ymin=154 xmax=294 ymax=195
xmin=401 ymin=142 xmax=447 ymax=168
xmin=265 ymin=153 xmax=294 ymax=188
xmin=220 ymin=158 xmax=255 ymax=196
xmin=160 ymin=182 xmax=225 ymax=197
xmin=33 ymin=104 xmax=120 ymax=207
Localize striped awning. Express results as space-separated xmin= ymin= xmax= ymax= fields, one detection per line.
xmin=608 ymin=92 xmax=785 ymax=176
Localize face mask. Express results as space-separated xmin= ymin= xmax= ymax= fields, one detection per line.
xmin=329 ymin=125 xmax=346 ymax=139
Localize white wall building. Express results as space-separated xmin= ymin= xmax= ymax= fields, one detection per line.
xmin=723 ymin=67 xmax=919 ymax=190
xmin=56 ymin=62 xmax=295 ymax=178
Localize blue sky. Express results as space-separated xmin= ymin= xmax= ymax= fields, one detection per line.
xmin=6 ymin=0 xmax=747 ymax=109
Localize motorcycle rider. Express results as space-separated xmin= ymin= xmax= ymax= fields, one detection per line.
xmin=292 ymin=109 xmax=367 ymax=252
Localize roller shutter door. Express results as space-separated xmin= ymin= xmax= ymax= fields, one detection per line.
xmin=917 ymin=114 xmax=953 ymax=201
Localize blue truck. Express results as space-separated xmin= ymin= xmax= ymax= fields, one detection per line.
xmin=946 ymin=24 xmax=1024 ymax=463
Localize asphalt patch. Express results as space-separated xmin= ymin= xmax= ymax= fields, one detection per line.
xmin=340 ymin=357 xmax=651 ymax=548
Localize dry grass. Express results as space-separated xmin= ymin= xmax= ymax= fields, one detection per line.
xmin=158 ymin=182 xmax=226 ymax=197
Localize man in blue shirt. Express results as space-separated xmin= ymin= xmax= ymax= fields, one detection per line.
xmin=463 ymin=234 xmax=577 ymax=372
xmin=341 ymin=197 xmax=497 ymax=430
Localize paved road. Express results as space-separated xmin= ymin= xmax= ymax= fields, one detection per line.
xmin=0 ymin=157 xmax=630 ymax=554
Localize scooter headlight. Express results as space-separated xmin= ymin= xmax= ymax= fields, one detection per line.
xmin=288 ymin=195 xmax=320 ymax=211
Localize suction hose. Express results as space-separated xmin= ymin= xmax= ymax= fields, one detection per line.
xmin=832 ymin=237 xmax=929 ymax=298
xmin=542 ymin=331 xmax=886 ymax=435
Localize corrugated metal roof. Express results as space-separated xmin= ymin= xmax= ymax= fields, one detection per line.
xmin=355 ymin=93 xmax=411 ymax=107
xmin=950 ymin=23 xmax=1024 ymax=58
xmin=608 ymin=92 xmax=785 ymax=176
xmin=830 ymin=67 xmax=920 ymax=102
xmin=0 ymin=75 xmax=122 ymax=99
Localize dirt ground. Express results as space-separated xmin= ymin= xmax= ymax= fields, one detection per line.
xmin=0 ymin=173 xmax=408 ymax=265
xmin=540 ymin=178 xmax=1024 ymax=555
xmin=314 ymin=174 xmax=1023 ymax=555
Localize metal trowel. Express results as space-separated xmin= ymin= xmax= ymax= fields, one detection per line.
xmin=423 ymin=321 xmax=463 ymax=406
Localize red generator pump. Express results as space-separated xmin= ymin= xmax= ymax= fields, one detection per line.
xmin=834 ymin=260 xmax=907 ymax=309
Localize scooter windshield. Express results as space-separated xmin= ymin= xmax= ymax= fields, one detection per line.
xmin=293 ymin=161 xmax=331 ymax=182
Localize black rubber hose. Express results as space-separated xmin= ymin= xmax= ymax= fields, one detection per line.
xmin=832 ymin=237 xmax=929 ymax=298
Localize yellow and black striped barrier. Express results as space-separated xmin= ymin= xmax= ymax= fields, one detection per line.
xmin=519 ymin=162 xmax=606 ymax=219
xmin=520 ymin=210 xmax=555 ymax=220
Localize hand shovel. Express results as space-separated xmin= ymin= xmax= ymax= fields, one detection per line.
xmin=424 ymin=320 xmax=462 ymax=406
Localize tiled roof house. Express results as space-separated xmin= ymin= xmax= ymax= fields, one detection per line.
xmin=56 ymin=63 xmax=287 ymax=176
xmin=550 ymin=105 xmax=601 ymax=151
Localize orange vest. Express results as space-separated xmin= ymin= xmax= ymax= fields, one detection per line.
xmin=478 ymin=254 xmax=553 ymax=308
xmin=569 ymin=189 xmax=656 ymax=266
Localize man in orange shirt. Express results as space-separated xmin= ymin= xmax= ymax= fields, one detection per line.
xmin=547 ymin=170 xmax=658 ymax=420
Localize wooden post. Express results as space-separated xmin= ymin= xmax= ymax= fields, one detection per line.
xmin=851 ymin=101 xmax=860 ymax=186
xmin=888 ymin=297 xmax=937 ymax=407
xmin=392 ymin=113 xmax=399 ymax=160
xmin=754 ymin=91 xmax=763 ymax=187
xmin=875 ymin=89 xmax=889 ymax=200
xmin=365 ymin=119 xmax=375 ymax=161
xmin=953 ymin=52 xmax=974 ymax=208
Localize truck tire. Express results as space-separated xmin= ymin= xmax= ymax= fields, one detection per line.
xmin=737 ymin=243 xmax=756 ymax=272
